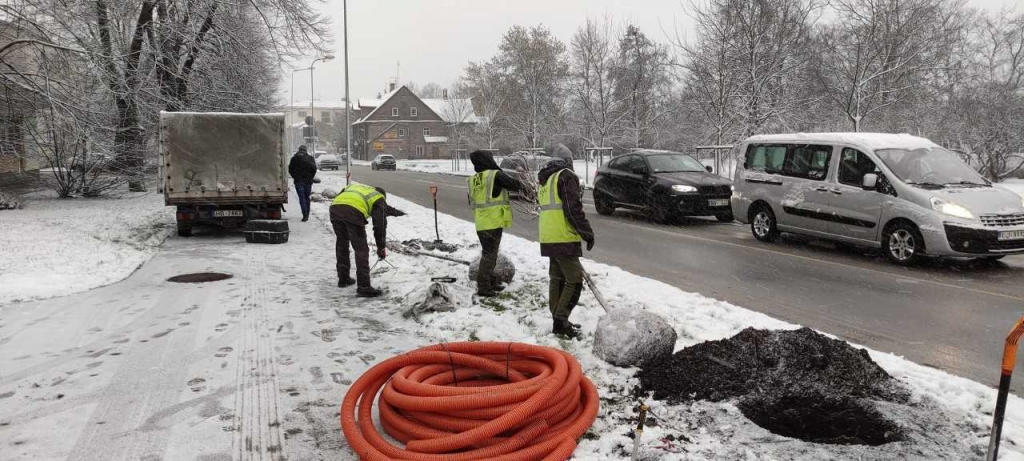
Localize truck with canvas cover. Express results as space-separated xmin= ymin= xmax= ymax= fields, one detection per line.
xmin=158 ymin=112 xmax=288 ymax=236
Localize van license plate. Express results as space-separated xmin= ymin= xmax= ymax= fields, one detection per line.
xmin=213 ymin=210 xmax=244 ymax=217
xmin=708 ymin=199 xmax=730 ymax=207
xmin=999 ymin=230 xmax=1024 ymax=241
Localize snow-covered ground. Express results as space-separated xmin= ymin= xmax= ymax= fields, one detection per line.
xmin=0 ymin=192 xmax=173 ymax=305
xmin=309 ymin=175 xmax=1024 ymax=460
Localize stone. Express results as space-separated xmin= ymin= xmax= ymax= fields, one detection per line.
xmin=321 ymin=187 xmax=340 ymax=200
xmin=593 ymin=308 xmax=676 ymax=368
xmin=467 ymin=252 xmax=516 ymax=285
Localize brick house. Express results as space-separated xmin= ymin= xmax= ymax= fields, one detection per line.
xmin=0 ymin=20 xmax=49 ymax=184
xmin=352 ymin=85 xmax=477 ymax=160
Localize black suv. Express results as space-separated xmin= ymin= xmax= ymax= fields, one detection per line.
xmin=371 ymin=154 xmax=396 ymax=171
xmin=593 ymin=150 xmax=734 ymax=223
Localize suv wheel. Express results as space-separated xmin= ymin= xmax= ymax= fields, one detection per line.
xmin=750 ymin=205 xmax=779 ymax=242
xmin=594 ymin=191 xmax=615 ymax=215
xmin=883 ymin=221 xmax=923 ymax=265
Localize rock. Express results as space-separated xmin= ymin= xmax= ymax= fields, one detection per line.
xmin=0 ymin=189 xmax=23 ymax=210
xmin=403 ymin=282 xmax=455 ymax=319
xmin=593 ymin=308 xmax=676 ymax=368
xmin=321 ymin=187 xmax=340 ymax=200
xmin=467 ymin=252 xmax=516 ymax=285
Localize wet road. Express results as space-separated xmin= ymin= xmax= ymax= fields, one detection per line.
xmin=342 ymin=165 xmax=1024 ymax=393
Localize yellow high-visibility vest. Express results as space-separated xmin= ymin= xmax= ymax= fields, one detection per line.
xmin=538 ymin=169 xmax=580 ymax=244
xmin=332 ymin=184 xmax=383 ymax=219
xmin=468 ymin=170 xmax=512 ymax=231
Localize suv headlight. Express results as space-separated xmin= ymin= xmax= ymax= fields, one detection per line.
xmin=671 ymin=185 xmax=697 ymax=193
xmin=931 ymin=197 xmax=974 ymax=219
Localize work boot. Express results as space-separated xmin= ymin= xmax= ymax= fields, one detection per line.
xmin=301 ymin=214 xmax=309 ymax=222
xmin=493 ymin=283 xmax=507 ymax=292
xmin=356 ymin=286 xmax=383 ymax=298
xmin=338 ymin=277 xmax=356 ymax=288
xmin=552 ymin=319 xmax=580 ymax=339
xmin=476 ymin=289 xmax=498 ymax=298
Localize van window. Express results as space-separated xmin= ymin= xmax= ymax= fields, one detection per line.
xmin=838 ymin=148 xmax=880 ymax=186
xmin=783 ymin=145 xmax=832 ymax=181
xmin=746 ymin=145 xmax=786 ymax=174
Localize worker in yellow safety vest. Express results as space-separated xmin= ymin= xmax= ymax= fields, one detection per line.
xmin=330 ymin=184 xmax=393 ymax=297
xmin=537 ymin=144 xmax=594 ymax=339
xmin=468 ymin=150 xmax=523 ymax=297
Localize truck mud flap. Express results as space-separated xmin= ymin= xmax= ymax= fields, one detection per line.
xmin=243 ymin=220 xmax=290 ymax=244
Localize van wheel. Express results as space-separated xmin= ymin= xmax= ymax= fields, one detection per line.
xmin=883 ymin=221 xmax=923 ymax=266
xmin=594 ymin=192 xmax=615 ymax=215
xmin=751 ymin=205 xmax=779 ymax=242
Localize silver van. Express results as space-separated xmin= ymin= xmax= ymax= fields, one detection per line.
xmin=732 ymin=133 xmax=1024 ymax=265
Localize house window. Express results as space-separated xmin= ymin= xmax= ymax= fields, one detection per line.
xmin=391 ymin=107 xmax=399 ymax=117
xmin=398 ymin=128 xmax=406 ymax=138
xmin=416 ymin=146 xmax=425 ymax=157
xmin=321 ymin=111 xmax=331 ymax=123
xmin=410 ymin=108 xmax=418 ymax=117
xmin=423 ymin=128 xmax=430 ymax=137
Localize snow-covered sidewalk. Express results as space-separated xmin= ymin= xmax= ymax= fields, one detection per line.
xmin=0 ymin=192 xmax=173 ymax=305
xmin=310 ymin=177 xmax=1024 ymax=460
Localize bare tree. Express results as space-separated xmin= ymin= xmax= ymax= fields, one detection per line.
xmin=568 ymin=17 xmax=627 ymax=149
xmin=464 ymin=61 xmax=509 ymax=149
xmin=611 ymin=25 xmax=674 ymax=149
xmin=439 ymin=81 xmax=476 ymax=158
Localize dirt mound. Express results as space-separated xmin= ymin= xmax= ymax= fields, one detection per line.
xmin=637 ymin=327 xmax=910 ymax=445
xmin=402 ymin=239 xmax=459 ymax=253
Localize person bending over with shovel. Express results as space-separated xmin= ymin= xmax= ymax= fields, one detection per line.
xmin=330 ymin=184 xmax=392 ymax=298
xmin=538 ymin=144 xmax=594 ymax=339
xmin=468 ymin=150 xmax=523 ymax=297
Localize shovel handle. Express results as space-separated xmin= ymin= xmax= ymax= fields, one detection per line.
xmin=581 ymin=269 xmax=609 ymax=313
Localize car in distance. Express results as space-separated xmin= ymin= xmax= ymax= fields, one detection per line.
xmin=593 ymin=149 xmax=734 ymax=223
xmin=317 ymin=154 xmax=341 ymax=170
xmin=371 ymin=154 xmax=397 ymax=171
xmin=732 ymin=133 xmax=1024 ymax=265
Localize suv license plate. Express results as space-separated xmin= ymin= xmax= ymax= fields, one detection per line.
xmin=708 ymin=199 xmax=730 ymax=207
xmin=213 ymin=210 xmax=244 ymax=217
xmin=999 ymin=230 xmax=1024 ymax=241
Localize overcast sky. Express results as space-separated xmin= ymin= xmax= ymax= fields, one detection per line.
xmin=281 ymin=0 xmax=1021 ymax=106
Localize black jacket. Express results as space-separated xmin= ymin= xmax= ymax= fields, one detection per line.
xmin=469 ymin=150 xmax=522 ymax=198
xmin=537 ymin=160 xmax=594 ymax=258
xmin=330 ymin=197 xmax=388 ymax=251
xmin=288 ymin=152 xmax=318 ymax=184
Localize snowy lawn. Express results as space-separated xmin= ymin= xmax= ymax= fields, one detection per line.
xmin=0 ymin=192 xmax=173 ymax=305
xmin=312 ymin=176 xmax=1024 ymax=460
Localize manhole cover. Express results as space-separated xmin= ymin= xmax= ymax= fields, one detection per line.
xmin=167 ymin=272 xmax=233 ymax=283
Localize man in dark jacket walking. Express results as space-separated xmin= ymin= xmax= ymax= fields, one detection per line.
xmin=288 ymin=145 xmax=318 ymax=222
xmin=330 ymin=184 xmax=389 ymax=298
xmin=467 ymin=150 xmax=523 ymax=296
xmin=537 ymin=144 xmax=594 ymax=339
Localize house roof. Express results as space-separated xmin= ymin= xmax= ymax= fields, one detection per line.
xmin=744 ymin=133 xmax=939 ymax=151
xmin=354 ymin=86 xmax=478 ymax=125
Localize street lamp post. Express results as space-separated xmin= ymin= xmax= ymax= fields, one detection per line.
xmin=290 ymin=68 xmax=310 ymax=153
xmin=344 ymin=0 xmax=352 ymax=185
xmin=307 ymin=54 xmax=335 ymax=154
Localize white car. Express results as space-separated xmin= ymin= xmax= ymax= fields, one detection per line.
xmin=317 ymin=154 xmax=341 ymax=170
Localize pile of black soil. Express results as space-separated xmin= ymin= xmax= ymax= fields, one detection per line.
xmin=637 ymin=327 xmax=909 ymax=445
xmin=403 ymin=239 xmax=459 ymax=253
xmin=738 ymin=394 xmax=903 ymax=445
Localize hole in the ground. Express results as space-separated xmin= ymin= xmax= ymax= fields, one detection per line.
xmin=167 ymin=272 xmax=233 ymax=283
xmin=738 ymin=394 xmax=903 ymax=446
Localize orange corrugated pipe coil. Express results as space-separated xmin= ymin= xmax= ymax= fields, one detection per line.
xmin=340 ymin=341 xmax=600 ymax=460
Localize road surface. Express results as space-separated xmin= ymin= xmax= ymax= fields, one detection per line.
xmin=345 ymin=164 xmax=1024 ymax=392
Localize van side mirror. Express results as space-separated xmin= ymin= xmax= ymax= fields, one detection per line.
xmin=706 ymin=165 xmax=713 ymax=173
xmin=862 ymin=173 xmax=878 ymax=191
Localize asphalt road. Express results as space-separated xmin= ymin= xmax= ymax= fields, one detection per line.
xmin=343 ymin=164 xmax=1024 ymax=393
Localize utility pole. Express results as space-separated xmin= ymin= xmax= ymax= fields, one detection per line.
xmin=344 ymin=0 xmax=352 ymax=185
xmin=307 ymin=54 xmax=335 ymax=154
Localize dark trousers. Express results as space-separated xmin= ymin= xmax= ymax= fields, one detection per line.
xmin=331 ymin=219 xmax=371 ymax=287
xmin=548 ymin=256 xmax=584 ymax=321
xmin=476 ymin=229 xmax=503 ymax=291
xmin=294 ymin=181 xmax=312 ymax=217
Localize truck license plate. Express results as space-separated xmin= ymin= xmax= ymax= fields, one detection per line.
xmin=213 ymin=210 xmax=244 ymax=217
xmin=708 ymin=199 xmax=730 ymax=207
xmin=999 ymin=230 xmax=1024 ymax=241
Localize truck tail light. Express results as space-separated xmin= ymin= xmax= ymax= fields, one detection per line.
xmin=176 ymin=212 xmax=195 ymax=221
xmin=259 ymin=209 xmax=281 ymax=219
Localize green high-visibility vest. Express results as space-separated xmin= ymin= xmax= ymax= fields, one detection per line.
xmin=332 ymin=184 xmax=383 ymax=219
xmin=538 ymin=169 xmax=581 ymax=244
xmin=468 ymin=170 xmax=512 ymax=231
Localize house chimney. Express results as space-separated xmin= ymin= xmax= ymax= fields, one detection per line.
xmin=389 ymin=82 xmax=396 ymax=92
xmin=443 ymin=88 xmax=448 ymax=100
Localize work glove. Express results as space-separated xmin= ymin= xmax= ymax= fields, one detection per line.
xmin=377 ymin=248 xmax=387 ymax=259
xmin=584 ymin=236 xmax=595 ymax=252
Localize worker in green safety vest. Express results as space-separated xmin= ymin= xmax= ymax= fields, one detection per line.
xmin=468 ymin=150 xmax=523 ymax=297
xmin=330 ymin=184 xmax=391 ymax=297
xmin=537 ymin=144 xmax=594 ymax=339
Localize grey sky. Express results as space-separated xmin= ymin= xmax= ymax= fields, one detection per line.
xmin=281 ymin=0 xmax=1021 ymax=106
